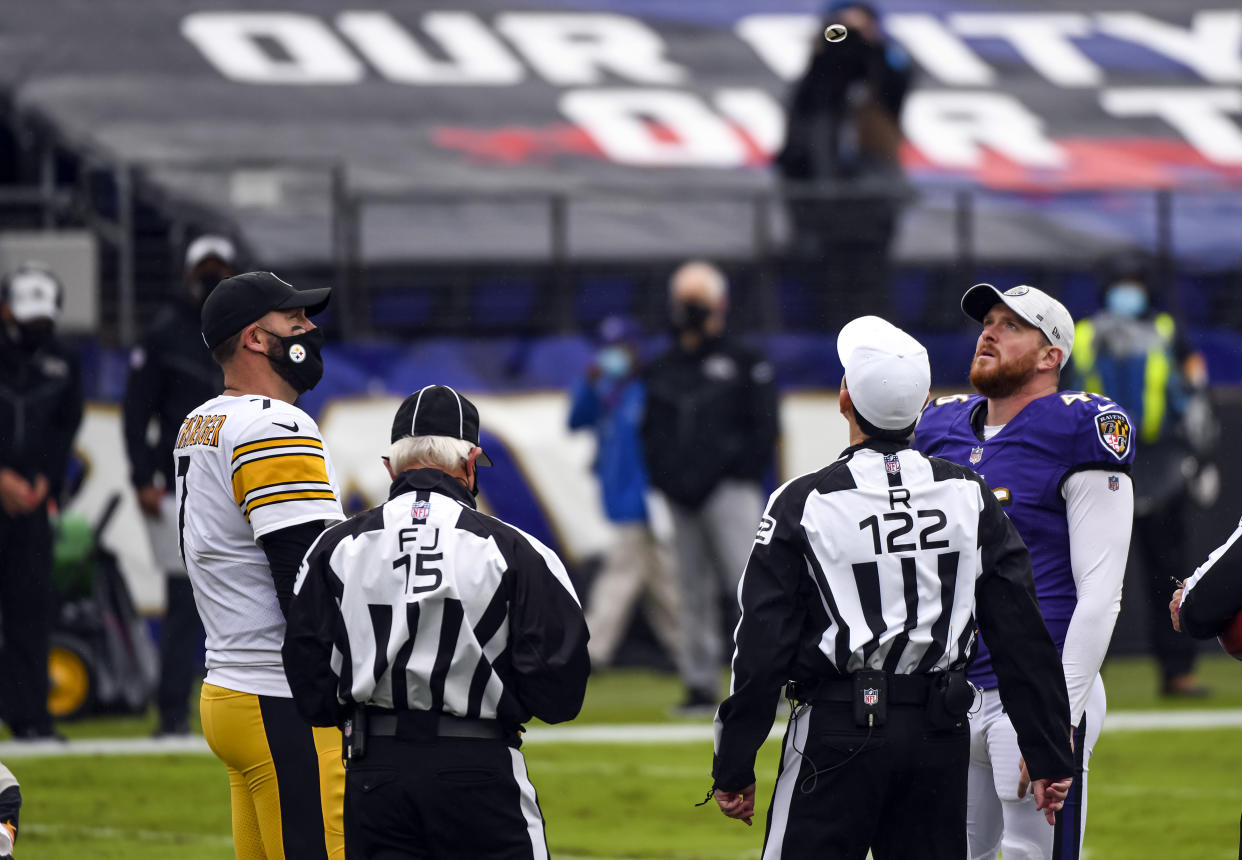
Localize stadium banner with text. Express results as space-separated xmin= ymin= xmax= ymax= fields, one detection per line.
xmin=2 ymin=1 xmax=1241 ymax=268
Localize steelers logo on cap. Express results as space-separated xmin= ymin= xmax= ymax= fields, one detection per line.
xmin=289 ymin=344 xmax=307 ymax=363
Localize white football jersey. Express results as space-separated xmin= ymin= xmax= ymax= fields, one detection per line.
xmin=174 ymin=394 xmax=344 ymax=697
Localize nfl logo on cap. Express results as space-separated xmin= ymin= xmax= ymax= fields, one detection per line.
xmin=411 ymin=500 xmax=431 ymax=521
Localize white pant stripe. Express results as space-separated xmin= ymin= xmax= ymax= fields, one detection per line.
xmin=509 ymin=747 xmax=549 ymax=860
xmin=762 ymin=705 xmax=811 ymax=860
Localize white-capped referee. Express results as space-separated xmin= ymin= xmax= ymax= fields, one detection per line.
xmin=710 ymin=317 xmax=1074 ymax=860
xmin=283 ymin=385 xmax=590 ymax=860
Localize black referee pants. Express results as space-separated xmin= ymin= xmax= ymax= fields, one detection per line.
xmin=345 ymin=735 xmax=547 ymax=860
xmin=762 ymin=699 xmax=969 ymax=860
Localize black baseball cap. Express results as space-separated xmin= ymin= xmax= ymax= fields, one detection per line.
xmin=201 ymin=271 xmax=331 ymax=350
xmin=391 ymin=385 xmax=493 ymax=466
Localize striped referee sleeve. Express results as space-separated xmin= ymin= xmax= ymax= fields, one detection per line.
xmin=231 ymin=435 xmax=339 ymax=527
xmin=714 ymin=475 xmax=816 ymax=793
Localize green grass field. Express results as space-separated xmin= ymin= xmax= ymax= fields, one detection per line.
xmin=5 ymin=655 xmax=1241 ymax=859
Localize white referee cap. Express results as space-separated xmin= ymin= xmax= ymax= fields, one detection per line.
xmin=837 ymin=316 xmax=930 ymax=431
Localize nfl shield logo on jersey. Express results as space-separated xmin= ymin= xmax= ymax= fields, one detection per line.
xmin=884 ymin=454 xmax=901 ymax=475
xmin=969 ymin=446 xmax=983 ymax=465
xmin=1109 ymin=475 xmax=1119 ymax=492
xmin=1095 ymin=411 xmax=1132 ymax=460
xmin=863 ymin=688 xmax=879 ymax=706
xmin=411 ymin=500 xmax=431 ymax=520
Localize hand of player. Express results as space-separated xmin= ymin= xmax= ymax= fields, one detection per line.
xmin=137 ymin=484 xmax=164 ymax=518
xmin=1170 ymin=586 xmax=1184 ymax=633
xmin=0 ymin=468 xmax=37 ymax=515
xmin=1032 ymin=777 xmax=1072 ymax=825
xmin=714 ymin=784 xmax=756 ymax=826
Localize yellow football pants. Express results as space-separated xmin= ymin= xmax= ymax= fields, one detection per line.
xmin=201 ymin=683 xmax=346 ymax=860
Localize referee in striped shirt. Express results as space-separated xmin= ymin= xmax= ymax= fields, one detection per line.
xmin=283 ymin=385 xmax=590 ymax=860
xmin=711 ymin=317 xmax=1074 ymax=859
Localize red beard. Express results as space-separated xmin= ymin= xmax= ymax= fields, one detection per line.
xmin=969 ymin=348 xmax=1040 ymax=399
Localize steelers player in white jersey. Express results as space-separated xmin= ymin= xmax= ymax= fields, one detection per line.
xmin=176 ymin=271 xmax=348 ymax=860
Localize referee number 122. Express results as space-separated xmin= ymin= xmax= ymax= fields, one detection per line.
xmin=859 ymin=510 xmax=949 ymax=555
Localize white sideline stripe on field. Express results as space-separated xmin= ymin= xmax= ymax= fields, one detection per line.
xmin=4 ymin=709 xmax=1242 ymax=758
xmin=22 ymin=822 xmax=233 ymax=846
xmin=22 ymin=824 xmax=646 ymax=859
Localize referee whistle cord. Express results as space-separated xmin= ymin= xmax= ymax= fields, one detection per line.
xmin=694 ymin=690 xmax=876 ymax=808
xmin=787 ymin=692 xmax=874 ymax=796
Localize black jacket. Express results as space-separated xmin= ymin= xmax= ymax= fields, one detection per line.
xmin=642 ymin=336 xmax=778 ymax=508
xmin=0 ymin=330 xmax=83 ymax=502
xmin=122 ymin=300 xmax=222 ymax=490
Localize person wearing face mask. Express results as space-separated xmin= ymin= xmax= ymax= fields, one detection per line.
xmin=180 ymin=270 xmax=351 ymax=859
xmin=123 ymin=234 xmax=235 ymax=737
xmin=283 ymin=385 xmax=589 ymax=860
xmin=0 ymin=262 xmax=83 ymax=741
xmin=1068 ymin=257 xmax=1218 ymax=699
xmin=568 ymin=315 xmax=682 ymax=670
xmin=642 ymin=262 xmax=779 ymax=713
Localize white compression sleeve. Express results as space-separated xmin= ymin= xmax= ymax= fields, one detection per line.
xmin=1061 ymin=469 xmax=1134 ymax=726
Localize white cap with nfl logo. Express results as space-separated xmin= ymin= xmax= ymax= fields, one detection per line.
xmin=837 ymin=316 xmax=931 ymax=431
xmin=4 ymin=264 xmax=61 ymax=322
xmin=961 ymin=283 xmax=1074 ymax=369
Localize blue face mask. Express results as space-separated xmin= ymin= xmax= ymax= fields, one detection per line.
xmin=1106 ymin=283 xmax=1148 ymax=318
xmin=597 ymin=346 xmax=632 ymax=379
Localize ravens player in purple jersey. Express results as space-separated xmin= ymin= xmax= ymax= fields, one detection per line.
xmin=914 ymin=284 xmax=1135 ymax=860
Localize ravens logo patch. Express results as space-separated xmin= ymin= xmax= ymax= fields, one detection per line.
xmin=1095 ymin=411 xmax=1132 ymax=460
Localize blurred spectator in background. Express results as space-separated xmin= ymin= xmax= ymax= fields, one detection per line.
xmin=775 ymin=1 xmax=913 ymax=326
xmin=0 ymin=262 xmax=83 ymax=740
xmin=1068 ymin=256 xmax=1219 ymax=698
xmin=123 ymin=235 xmax=233 ymax=735
xmin=568 ymin=315 xmax=681 ymax=671
xmin=642 ymin=262 xmax=779 ymax=712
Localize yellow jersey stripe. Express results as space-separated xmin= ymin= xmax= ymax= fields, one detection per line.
xmin=232 ymin=453 xmax=330 ymax=506
xmin=245 ymin=490 xmax=340 ymax=518
xmin=232 ymin=436 xmax=324 ymax=462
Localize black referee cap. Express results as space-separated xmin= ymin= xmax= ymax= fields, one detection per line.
xmin=201 ymin=271 xmax=331 ymax=350
xmin=391 ymin=385 xmax=493 ymax=466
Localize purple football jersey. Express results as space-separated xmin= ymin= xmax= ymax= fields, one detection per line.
xmin=913 ymin=390 xmax=1135 ymax=689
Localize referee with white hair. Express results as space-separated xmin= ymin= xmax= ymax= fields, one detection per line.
xmin=284 ymin=384 xmax=590 ymax=860
xmin=710 ymin=316 xmax=1074 ymax=859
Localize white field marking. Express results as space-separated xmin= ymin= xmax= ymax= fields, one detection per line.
xmin=4 ymin=709 xmax=1242 ymax=759
xmin=1091 ymin=784 xmax=1242 ymax=801
xmin=23 ymin=823 xmax=656 ymax=860
xmin=532 ymin=759 xmax=705 ymax=779
xmin=21 ymin=822 xmax=233 ymax=846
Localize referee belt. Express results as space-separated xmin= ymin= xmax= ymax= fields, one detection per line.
xmin=792 ymin=673 xmax=935 ymax=706
xmin=364 ymin=708 xmax=510 ymax=741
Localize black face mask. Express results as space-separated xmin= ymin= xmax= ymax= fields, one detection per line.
xmin=260 ymin=327 xmax=325 ymax=394
xmin=672 ymin=301 xmax=712 ymax=334
xmin=190 ymin=272 xmax=224 ymax=308
xmin=9 ymin=321 xmax=53 ymax=353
